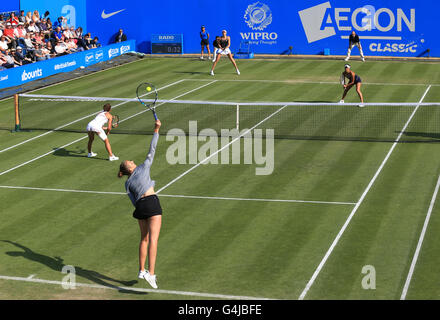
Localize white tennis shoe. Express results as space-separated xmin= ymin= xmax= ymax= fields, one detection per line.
xmin=138 ymin=270 xmax=147 ymax=279
xmin=236 ymin=69 xmax=240 ymax=75
xmin=87 ymin=152 xmax=97 ymax=158
xmin=109 ymin=155 xmax=119 ymax=161
xmin=339 ymin=100 xmax=344 ymax=103
xmin=358 ymin=103 xmax=365 ymax=108
xmin=210 ymin=70 xmax=214 ymax=76
xmin=141 ymin=271 xmax=158 ymax=289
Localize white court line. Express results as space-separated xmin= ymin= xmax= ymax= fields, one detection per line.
xmin=156 ymin=105 xmax=288 ymax=194
xmin=183 ymin=78 xmax=438 ymax=87
xmin=0 ymin=185 xmax=355 ymax=205
xmin=0 ymin=79 xmax=186 ymax=154
xmin=400 ymin=174 xmax=440 ymax=300
xmin=0 ymin=274 xmax=272 ymax=300
xmin=0 ymin=81 xmax=217 ymax=177
xmin=298 ymin=85 xmax=432 ymax=300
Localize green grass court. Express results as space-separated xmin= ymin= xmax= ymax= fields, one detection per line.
xmin=1 ymin=57 xmax=440 ymax=299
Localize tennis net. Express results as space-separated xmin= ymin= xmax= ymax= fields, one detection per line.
xmin=14 ymin=93 xmax=440 ymax=142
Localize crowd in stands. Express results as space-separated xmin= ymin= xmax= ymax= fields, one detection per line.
xmin=0 ymin=10 xmax=101 ymax=70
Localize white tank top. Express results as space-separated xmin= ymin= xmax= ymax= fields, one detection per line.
xmin=90 ymin=111 xmax=108 ymax=128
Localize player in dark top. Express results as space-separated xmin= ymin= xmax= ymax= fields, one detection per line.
xmin=211 ymin=36 xmax=221 ymax=62
xmin=340 ymin=64 xmax=364 ymax=107
xmin=345 ymin=31 xmax=365 ymax=62
xmin=199 ymin=26 xmax=211 ymax=60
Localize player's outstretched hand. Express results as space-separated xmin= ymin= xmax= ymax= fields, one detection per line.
xmin=154 ymin=119 xmax=161 ymax=133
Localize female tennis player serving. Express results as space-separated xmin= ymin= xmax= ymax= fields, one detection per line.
xmin=86 ymin=103 xmax=119 ymax=161
xmin=210 ymin=29 xmax=240 ymax=76
xmin=118 ymin=119 xmax=162 ymax=289
xmin=340 ymin=64 xmax=364 ymax=107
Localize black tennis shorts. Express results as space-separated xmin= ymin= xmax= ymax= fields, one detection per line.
xmin=201 ymin=39 xmax=209 ymax=46
xmin=133 ymin=195 xmax=162 ymax=220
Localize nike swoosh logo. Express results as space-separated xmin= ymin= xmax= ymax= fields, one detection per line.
xmin=101 ymin=9 xmax=126 ymax=19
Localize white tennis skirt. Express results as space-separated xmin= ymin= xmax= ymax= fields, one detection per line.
xmin=218 ymin=48 xmax=231 ymax=55
xmin=87 ymin=123 xmax=107 ymax=141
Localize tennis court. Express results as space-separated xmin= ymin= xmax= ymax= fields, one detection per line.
xmin=1 ymin=57 xmax=440 ymax=299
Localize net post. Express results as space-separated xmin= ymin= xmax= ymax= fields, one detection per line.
xmin=236 ymin=104 xmax=240 ymax=131
xmin=14 ymin=94 xmax=20 ymax=132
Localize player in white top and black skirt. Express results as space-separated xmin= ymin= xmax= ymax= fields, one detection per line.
xmin=210 ymin=30 xmax=240 ymax=76
xmin=86 ymin=103 xmax=119 ymax=161
xmin=345 ymin=31 xmax=365 ymax=62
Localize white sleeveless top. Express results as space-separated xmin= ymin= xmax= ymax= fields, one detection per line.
xmin=89 ymin=111 xmax=108 ymax=128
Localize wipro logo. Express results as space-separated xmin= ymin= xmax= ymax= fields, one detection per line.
xmin=21 ymin=68 xmax=43 ymax=81
xmin=298 ymin=1 xmax=416 ymax=43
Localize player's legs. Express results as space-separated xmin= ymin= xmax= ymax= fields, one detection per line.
xmin=103 ymin=138 xmax=115 ymax=157
xmin=356 ymin=82 xmax=364 ymax=102
xmin=87 ymin=131 xmax=95 ymax=153
xmin=356 ymin=43 xmax=365 ymax=61
xmin=138 ymin=219 xmax=149 ymax=272
xmin=345 ymin=43 xmax=354 ymax=61
xmin=147 ymin=215 xmax=162 ymax=275
xmin=227 ymin=52 xmax=238 ymax=69
xmin=200 ymin=45 xmax=204 ymax=59
xmin=341 ymin=84 xmax=354 ymax=100
xmin=211 ymin=53 xmax=221 ymax=74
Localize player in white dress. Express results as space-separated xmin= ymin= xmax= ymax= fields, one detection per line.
xmin=86 ymin=103 xmax=119 ymax=161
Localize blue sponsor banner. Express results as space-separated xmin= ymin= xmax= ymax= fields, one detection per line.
xmin=0 ymin=40 xmax=135 ymax=90
xmin=85 ymin=0 xmax=437 ymax=57
xmin=0 ymin=1 xmax=19 ymax=13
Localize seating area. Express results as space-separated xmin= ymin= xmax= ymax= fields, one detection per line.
xmin=0 ymin=10 xmax=101 ymax=70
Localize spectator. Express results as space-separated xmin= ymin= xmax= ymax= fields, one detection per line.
xmin=92 ymin=36 xmax=101 ymax=48
xmin=7 ymin=12 xmax=19 ymax=26
xmin=65 ymin=37 xmax=78 ymax=52
xmin=44 ymin=40 xmax=55 ymax=56
xmin=32 ymin=10 xmax=41 ymax=23
xmin=114 ymin=29 xmax=127 ymax=43
xmin=25 ymin=12 xmax=32 ymax=24
xmin=0 ymin=35 xmax=10 ymax=51
xmin=33 ymin=43 xmax=48 ymax=61
xmin=51 ymin=26 xmax=64 ymax=43
xmin=27 ymin=21 xmax=40 ymax=33
xmin=18 ymin=10 xmax=26 ymax=23
xmin=14 ymin=46 xmax=32 ymax=64
xmin=1 ymin=49 xmax=18 ymax=68
xmin=83 ymin=33 xmax=93 ymax=47
xmin=75 ymin=26 xmax=83 ymax=39
xmin=37 ymin=18 xmax=49 ymax=33
xmin=54 ymin=39 xmax=69 ymax=56
xmin=15 ymin=23 xmax=27 ymax=40
xmin=22 ymin=33 xmax=35 ymax=58
xmin=46 ymin=18 xmax=52 ymax=30
xmin=53 ymin=16 xmax=66 ymax=30
xmin=3 ymin=23 xmax=18 ymax=49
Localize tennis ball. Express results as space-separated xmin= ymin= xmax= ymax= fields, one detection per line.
xmin=146 ymin=87 xmax=152 ymax=92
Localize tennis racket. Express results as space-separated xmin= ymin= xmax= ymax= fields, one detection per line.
xmin=136 ymin=82 xmax=158 ymax=120
xmin=112 ymin=115 xmax=119 ymax=128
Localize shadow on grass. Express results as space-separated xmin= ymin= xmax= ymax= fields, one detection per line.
xmin=52 ymin=148 xmax=108 ymax=161
xmin=1 ymin=240 xmax=146 ymax=295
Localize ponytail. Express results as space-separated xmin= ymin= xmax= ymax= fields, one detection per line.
xmin=118 ymin=161 xmax=131 ymax=178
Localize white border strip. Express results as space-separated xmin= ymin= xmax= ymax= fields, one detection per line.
xmin=0 ymin=185 xmax=355 ymax=205
xmin=400 ymin=174 xmax=440 ymax=300
xmin=298 ymin=85 xmax=432 ymax=300
xmin=0 ymin=274 xmax=272 ymax=300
